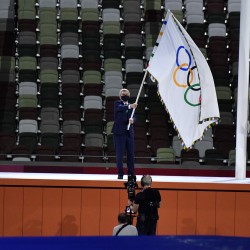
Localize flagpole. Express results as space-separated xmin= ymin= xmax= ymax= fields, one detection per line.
xmin=235 ymin=0 xmax=250 ymax=179
xmin=127 ymin=69 xmax=148 ymax=130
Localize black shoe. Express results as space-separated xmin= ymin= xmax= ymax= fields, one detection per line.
xmin=118 ymin=175 xmax=123 ymax=179
xmin=128 ymin=174 xmax=136 ymax=181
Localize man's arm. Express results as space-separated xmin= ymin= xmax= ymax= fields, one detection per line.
xmin=127 ymin=200 xmax=139 ymax=213
xmin=131 ymin=203 xmax=139 ymax=213
xmin=115 ymin=101 xmax=129 ymax=112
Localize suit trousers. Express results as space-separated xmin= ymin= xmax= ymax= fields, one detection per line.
xmin=113 ymin=131 xmax=134 ymax=176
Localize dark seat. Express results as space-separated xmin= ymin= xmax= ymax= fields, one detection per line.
xmin=106 ymin=134 xmax=116 ymax=163
xmin=149 ymin=127 xmax=171 ymax=156
xmin=84 ymin=109 xmax=103 ymax=134
xmin=62 ymin=58 xmax=79 ymax=71
xmin=105 ymin=96 xmax=119 ymax=122
xmin=124 ymin=22 xmax=142 ymax=34
xmin=82 ymin=21 xmax=100 ymax=38
xmin=18 ymin=19 xmax=37 ymax=32
xmin=103 ymin=34 xmax=121 ymax=59
xmin=144 ymin=10 xmax=162 ymax=22
xmin=180 ymin=149 xmax=200 ymax=163
xmin=11 ymin=144 xmax=31 ymax=161
xmin=134 ymin=139 xmax=151 ymax=163
xmin=60 ymin=146 xmax=81 ymax=162
xmin=62 ymin=109 xmax=81 ymax=121
xmin=19 ymin=132 xmax=37 ymax=154
xmin=60 ymin=20 xmax=78 ymax=33
xmin=63 ymin=133 xmax=82 ymax=149
xmin=40 ymin=84 xmax=59 ymax=108
xmin=61 ymin=84 xmax=81 ymax=111
xmin=0 ymin=132 xmax=16 ymax=153
xmin=83 ymin=147 xmax=104 ymax=163
xmin=18 ymin=107 xmax=38 ymax=120
xmin=41 ymin=133 xmax=60 ymax=152
xmin=102 ymin=0 xmax=120 ymax=9
xmin=35 ymin=145 xmax=56 ymax=162
xmin=204 ymin=149 xmax=224 ymax=165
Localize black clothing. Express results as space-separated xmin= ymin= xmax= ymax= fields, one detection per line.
xmin=134 ymin=188 xmax=161 ymax=235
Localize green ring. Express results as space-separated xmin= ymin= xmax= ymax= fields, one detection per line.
xmin=184 ymin=83 xmax=201 ymax=107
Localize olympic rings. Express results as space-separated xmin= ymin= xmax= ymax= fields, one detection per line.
xmin=187 ymin=66 xmax=201 ymax=91
xmin=176 ymin=46 xmax=191 ymax=71
xmin=172 ymin=46 xmax=201 ymax=107
xmin=184 ymin=83 xmax=201 ymax=107
xmin=173 ymin=63 xmax=194 ymax=88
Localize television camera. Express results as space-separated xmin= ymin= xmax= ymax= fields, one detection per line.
xmin=124 ymin=175 xmax=138 ymax=224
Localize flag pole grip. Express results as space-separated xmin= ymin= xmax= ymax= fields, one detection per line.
xmin=127 ymin=70 xmax=148 ymax=130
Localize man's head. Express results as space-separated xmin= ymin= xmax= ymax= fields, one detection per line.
xmin=141 ymin=175 xmax=152 ymax=187
xmin=119 ymin=88 xmax=130 ymax=102
xmin=118 ymin=212 xmax=128 ymax=224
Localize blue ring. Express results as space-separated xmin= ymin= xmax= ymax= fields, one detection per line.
xmin=176 ymin=46 xmax=192 ymax=71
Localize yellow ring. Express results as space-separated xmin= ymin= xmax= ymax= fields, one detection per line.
xmin=173 ymin=63 xmax=194 ymax=88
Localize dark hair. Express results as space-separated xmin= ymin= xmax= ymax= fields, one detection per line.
xmin=118 ymin=213 xmax=128 ymax=224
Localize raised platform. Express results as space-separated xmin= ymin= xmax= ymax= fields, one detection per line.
xmin=1 ymin=172 xmax=250 ymax=237
xmin=1 ymin=161 xmax=250 ymax=177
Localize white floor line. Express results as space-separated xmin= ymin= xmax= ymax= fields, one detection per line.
xmin=0 ymin=172 xmax=250 ymax=184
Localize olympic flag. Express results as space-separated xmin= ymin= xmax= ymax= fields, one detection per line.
xmin=147 ymin=11 xmax=220 ymax=148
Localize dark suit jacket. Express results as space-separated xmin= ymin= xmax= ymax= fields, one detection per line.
xmin=112 ymin=100 xmax=135 ymax=136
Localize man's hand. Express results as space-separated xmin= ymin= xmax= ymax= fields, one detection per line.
xmin=130 ymin=103 xmax=137 ymax=109
xmin=129 ymin=118 xmax=134 ymax=124
xmin=127 ymin=200 xmax=133 ymax=206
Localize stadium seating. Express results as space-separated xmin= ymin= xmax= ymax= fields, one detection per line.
xmin=0 ymin=0 xmax=246 ymax=167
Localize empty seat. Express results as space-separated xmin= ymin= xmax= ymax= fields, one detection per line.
xmin=63 ymin=120 xmax=82 ymax=134
xmin=40 ymin=133 xmax=60 ymax=152
xmin=102 ymin=8 xmax=120 ymax=22
xmin=11 ymin=145 xmax=31 ymax=162
xmin=84 ymin=109 xmax=103 ymax=134
xmin=104 ymin=58 xmax=122 ymax=72
xmin=125 ymin=59 xmax=144 ymax=73
xmin=134 ymin=138 xmax=151 ymax=163
xmin=83 ymin=95 xmax=103 ymax=110
xmin=59 ymin=146 xmax=81 ymax=162
xmin=40 ymin=84 xmax=59 ymax=108
xmin=194 ymin=137 xmax=213 ymax=158
xmin=156 ymin=148 xmax=175 ymax=164
xmin=61 ymin=70 xmax=80 ymax=84
xmin=150 ymin=127 xmax=171 ymax=156
xmin=0 ymin=132 xmax=16 ymax=153
xmin=19 ymin=95 xmax=37 ymax=108
xmin=35 ymin=145 xmax=56 ymax=162
xmin=208 ymin=23 xmax=226 ymax=38
xmin=204 ymin=149 xmax=224 ymax=165
xmin=84 ymin=132 xmax=103 ymax=146
xmin=60 ymin=0 xmax=78 ymax=8
xmin=61 ymin=45 xmax=79 ymax=59
xmin=63 ymin=133 xmax=82 ymax=148
xmin=180 ymin=149 xmax=200 ymax=163
xmin=172 ymin=135 xmax=183 ymax=158
xmin=19 ymin=82 xmax=37 ymax=95
xmin=84 ymin=133 xmax=104 ymax=162
xmin=39 ymin=0 xmax=57 ymax=8
xmin=81 ymin=0 xmax=99 ymax=9
xmin=228 ymin=149 xmax=236 ymax=166
xmin=82 ymin=70 xmax=102 ymax=96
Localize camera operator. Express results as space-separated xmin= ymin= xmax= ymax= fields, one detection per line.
xmin=112 ymin=212 xmax=138 ymax=236
xmin=128 ymin=175 xmax=161 ymax=235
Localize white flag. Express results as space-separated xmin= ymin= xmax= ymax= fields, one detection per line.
xmin=147 ymin=11 xmax=220 ymax=148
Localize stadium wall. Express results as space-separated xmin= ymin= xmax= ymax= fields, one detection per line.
xmin=0 ymin=178 xmax=250 ymax=237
